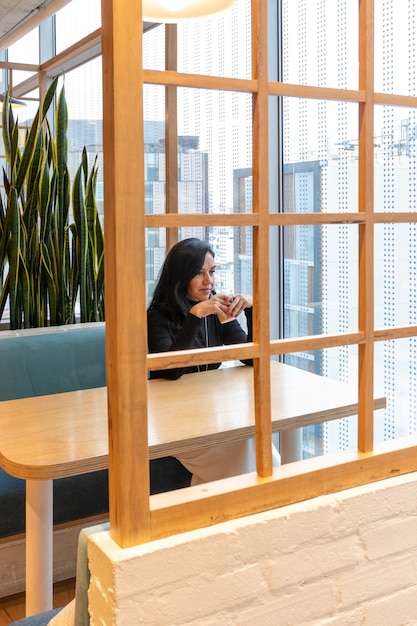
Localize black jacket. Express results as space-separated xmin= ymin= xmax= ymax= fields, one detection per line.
xmin=147 ymin=305 xmax=253 ymax=380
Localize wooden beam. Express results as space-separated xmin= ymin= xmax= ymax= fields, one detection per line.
xmin=251 ymin=0 xmax=273 ymax=478
xmin=165 ymin=24 xmax=179 ymax=252
xmin=101 ymin=0 xmax=150 ymax=547
xmin=358 ymin=0 xmax=375 ymax=452
xmin=144 ymin=68 xmax=258 ymax=92
xmin=149 ymin=437 xmax=417 ymax=540
xmin=145 ymin=213 xmax=260 ymax=227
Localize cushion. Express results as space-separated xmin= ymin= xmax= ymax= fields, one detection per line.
xmin=0 ymin=458 xmax=191 ymax=538
xmin=0 ymin=469 xmax=109 ymax=539
xmin=0 ymin=326 xmax=106 ymax=402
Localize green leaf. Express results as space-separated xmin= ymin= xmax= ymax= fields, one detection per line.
xmin=0 ymin=273 xmax=10 ymax=321
xmin=40 ymin=239 xmax=58 ymax=326
xmin=8 ymin=190 xmax=21 ymax=327
xmin=1 ymin=91 xmax=12 ymax=164
xmin=41 ymin=76 xmax=59 ymax=123
xmin=1 ymin=81 xmax=104 ymax=328
xmin=15 ymin=109 xmax=40 ymax=195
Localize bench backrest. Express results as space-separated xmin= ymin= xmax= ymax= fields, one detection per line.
xmin=0 ymin=322 xmax=190 ymax=542
xmin=0 ymin=324 xmax=106 ymax=401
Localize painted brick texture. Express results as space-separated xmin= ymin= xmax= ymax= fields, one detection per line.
xmin=88 ymin=473 xmax=417 ymax=625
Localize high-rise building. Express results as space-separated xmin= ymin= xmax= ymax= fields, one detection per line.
xmin=143 ymin=122 xmax=209 ymax=298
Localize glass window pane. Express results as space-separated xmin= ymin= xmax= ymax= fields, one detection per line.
xmin=143 ymin=88 xmax=253 ymax=214
xmin=143 ymin=24 xmax=165 ymax=71
xmin=146 ymin=226 xmax=252 ymax=305
xmin=177 ymin=1 xmax=251 ymax=79
xmin=7 ymin=28 xmax=39 ymax=64
xmin=283 ymin=224 xmax=358 ymax=344
xmin=283 ymin=97 xmax=359 ymax=213
xmin=375 ymin=0 xmax=417 ymax=96
xmin=55 ymin=0 xmax=101 ymax=53
xmin=375 ymin=223 xmax=417 ymax=328
xmin=285 ymin=346 xmax=361 ymax=459
xmin=375 ymin=338 xmax=417 ymax=442
xmin=178 ymin=88 xmax=252 ymax=213
xmin=282 ymin=0 xmax=358 ymax=89
xmin=57 ymin=58 xmax=103 ymax=216
xmin=374 ymin=105 xmax=417 ymax=213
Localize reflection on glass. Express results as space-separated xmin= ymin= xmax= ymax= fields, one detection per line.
xmin=282 ymin=0 xmax=358 ymax=90
xmin=282 ymin=223 xmax=358 ymax=346
xmin=375 ymin=0 xmax=416 ymax=96
xmin=146 ymin=226 xmax=252 ymax=307
xmin=7 ymin=29 xmax=39 ymax=64
xmin=283 ymin=98 xmax=358 ymax=209
xmin=55 ymin=0 xmax=101 ymax=53
xmin=375 ymin=339 xmax=417 ymax=443
xmin=374 ymin=105 xmax=417 ymax=213
xmin=287 ymin=346 xmax=360 ymax=459
xmin=375 ymin=223 xmax=417 ymax=327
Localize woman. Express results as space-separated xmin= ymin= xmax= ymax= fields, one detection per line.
xmin=147 ymin=237 xmax=280 ymax=485
xmin=148 ymin=238 xmax=253 ymax=379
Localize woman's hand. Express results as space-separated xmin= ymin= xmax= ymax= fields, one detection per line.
xmin=190 ymin=294 xmax=230 ymax=320
xmin=190 ymin=293 xmax=252 ymax=321
xmin=223 ymin=294 xmax=253 ymax=319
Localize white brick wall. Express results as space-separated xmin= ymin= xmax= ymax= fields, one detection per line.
xmin=88 ymin=472 xmax=417 ymax=625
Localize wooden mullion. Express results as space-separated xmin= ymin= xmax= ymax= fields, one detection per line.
xmin=149 ymin=437 xmax=417 ymax=541
xmin=101 ymin=0 xmax=150 ymax=548
xmin=147 ymin=343 xmax=258 ymax=371
xmin=0 ymin=60 xmax=39 ymax=71
xmin=269 ymin=212 xmax=365 ymax=225
xmin=165 ymin=24 xmax=179 ymax=252
xmin=145 ymin=213 xmax=260 ymax=227
xmin=40 ymin=29 xmax=101 ymax=75
xmin=147 ymin=210 xmax=417 ymax=228
xmin=374 ymin=92 xmax=417 ymax=107
xmin=271 ymin=332 xmax=366 ymax=355
xmin=373 ymin=212 xmax=417 ymax=224
xmin=375 ymin=326 xmax=417 ymax=341
xmin=144 ymin=68 xmax=257 ymax=93
xmin=268 ymin=82 xmax=366 ymax=103
xmin=252 ymin=0 xmax=273 ymax=478
xmin=357 ymin=0 xmax=375 ymax=453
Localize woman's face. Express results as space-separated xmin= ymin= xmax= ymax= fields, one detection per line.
xmin=187 ymin=252 xmax=215 ymax=302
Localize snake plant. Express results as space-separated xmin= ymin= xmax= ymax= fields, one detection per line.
xmin=0 ymin=77 xmax=104 ymax=329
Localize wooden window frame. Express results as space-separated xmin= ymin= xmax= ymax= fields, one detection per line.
xmin=100 ymin=0 xmax=417 ymax=548
xmin=3 ymin=0 xmax=417 ymax=549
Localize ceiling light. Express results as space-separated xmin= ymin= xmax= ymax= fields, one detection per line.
xmin=142 ymin=0 xmax=235 ymax=22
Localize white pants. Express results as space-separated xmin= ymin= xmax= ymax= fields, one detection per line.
xmin=176 ymin=438 xmax=281 ymax=486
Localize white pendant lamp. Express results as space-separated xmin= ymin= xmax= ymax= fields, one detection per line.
xmin=142 ymin=0 xmax=235 ymax=22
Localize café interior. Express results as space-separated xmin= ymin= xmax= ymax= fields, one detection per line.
xmin=1 ymin=0 xmax=417 ymax=623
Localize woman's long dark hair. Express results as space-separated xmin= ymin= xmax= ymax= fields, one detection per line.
xmin=148 ymin=238 xmax=215 ymax=316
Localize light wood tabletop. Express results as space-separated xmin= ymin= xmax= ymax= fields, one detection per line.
xmin=0 ymin=360 xmax=386 ymax=480
xmin=0 ymin=360 xmax=386 ymax=616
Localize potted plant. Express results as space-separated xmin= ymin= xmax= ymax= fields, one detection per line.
xmin=0 ymin=77 xmax=104 ymax=329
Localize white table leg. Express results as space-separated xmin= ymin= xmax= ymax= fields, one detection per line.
xmin=26 ymin=479 xmax=53 ymax=616
xmin=280 ymin=428 xmax=303 ymax=463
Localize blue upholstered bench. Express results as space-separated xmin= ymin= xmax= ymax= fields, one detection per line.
xmin=0 ymin=324 xmax=191 ymax=597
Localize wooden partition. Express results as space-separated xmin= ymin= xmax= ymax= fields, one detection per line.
xmin=101 ymin=0 xmax=417 ymax=548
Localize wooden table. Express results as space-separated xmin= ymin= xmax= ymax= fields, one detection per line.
xmin=0 ymin=361 xmax=385 ymax=615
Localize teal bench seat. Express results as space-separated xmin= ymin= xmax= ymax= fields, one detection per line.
xmin=0 ymin=324 xmax=191 ymax=595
